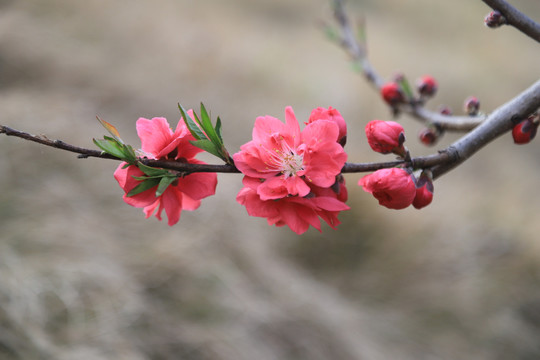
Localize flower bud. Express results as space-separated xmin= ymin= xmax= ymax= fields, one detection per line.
xmin=416 ymin=75 xmax=438 ymax=98
xmin=464 ymin=96 xmax=480 ymax=116
xmin=484 ymin=10 xmax=506 ymax=28
xmin=365 ymin=120 xmax=406 ymax=156
xmin=308 ymin=106 xmax=347 ymax=147
xmin=512 ymin=115 xmax=539 ymax=145
xmin=438 ymin=105 xmax=453 ymax=116
xmin=381 ymin=82 xmax=405 ymax=106
xmin=358 ymin=168 xmax=416 ymax=210
xmin=413 ymin=171 xmax=434 ymax=209
xmin=418 ymin=126 xmax=442 ymax=146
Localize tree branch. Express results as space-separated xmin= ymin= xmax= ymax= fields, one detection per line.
xmin=331 ymin=0 xmax=485 ymax=131
xmin=0 ymin=124 xmax=455 ymax=175
xmin=431 ymin=78 xmax=540 ymax=179
xmin=482 ymin=0 xmax=540 ymax=42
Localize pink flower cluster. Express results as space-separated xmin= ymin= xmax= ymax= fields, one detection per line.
xmin=114 ymin=114 xmax=217 ymax=225
xmin=233 ymin=106 xmax=349 ymax=234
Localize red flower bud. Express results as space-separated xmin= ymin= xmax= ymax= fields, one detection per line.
xmin=358 ymin=168 xmax=416 ymax=210
xmin=365 ymin=120 xmax=406 ymax=156
xmin=416 ymin=75 xmax=438 ymax=98
xmin=484 ymin=10 xmax=506 ymax=28
xmin=381 ymin=82 xmax=405 ymax=106
xmin=438 ymin=105 xmax=453 ymax=116
xmin=413 ymin=171 xmax=434 ymax=209
xmin=512 ymin=115 xmax=539 ymax=144
xmin=418 ymin=127 xmax=440 ymax=146
xmin=464 ymin=96 xmax=480 ymax=116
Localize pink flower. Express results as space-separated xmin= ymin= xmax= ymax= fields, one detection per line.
xmin=236 ymin=176 xmax=349 ymax=234
xmin=358 ymin=168 xmax=416 ymax=210
xmin=114 ymin=116 xmax=217 ymax=225
xmin=307 ymin=106 xmax=347 ymax=146
xmin=233 ymin=106 xmax=347 ymax=200
xmin=365 ymin=120 xmax=406 ymax=155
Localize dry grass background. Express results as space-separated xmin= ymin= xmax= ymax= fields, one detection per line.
xmin=1 ymin=0 xmax=540 ymax=359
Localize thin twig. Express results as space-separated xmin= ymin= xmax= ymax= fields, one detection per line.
xmin=482 ymin=0 xmax=540 ymax=42
xmin=331 ymin=0 xmax=485 ymax=131
xmin=0 ymin=124 xmax=456 ymax=174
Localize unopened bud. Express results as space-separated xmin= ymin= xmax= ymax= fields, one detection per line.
xmin=416 ymin=75 xmax=438 ymax=98
xmin=512 ymin=115 xmax=539 ymax=144
xmin=464 ymin=96 xmax=480 ymax=116
xmin=438 ymin=105 xmax=453 ymax=116
xmin=380 ymin=82 xmax=405 ymax=106
xmin=418 ymin=127 xmax=442 ymax=146
xmin=484 ymin=10 xmax=506 ymax=28
xmin=365 ymin=119 xmax=407 ymax=157
xmin=413 ymin=170 xmax=434 ymax=209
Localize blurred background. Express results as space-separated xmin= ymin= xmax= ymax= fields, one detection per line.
xmin=1 ymin=0 xmax=540 ymax=359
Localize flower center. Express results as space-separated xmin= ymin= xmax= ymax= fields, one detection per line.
xmin=279 ymin=150 xmax=304 ymax=177
xmin=262 ymin=134 xmax=305 ymax=177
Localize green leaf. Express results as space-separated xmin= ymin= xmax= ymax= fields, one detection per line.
xmin=156 ymin=175 xmax=177 ymax=197
xmin=127 ymin=177 xmax=160 ymax=197
xmin=178 ymin=104 xmax=206 ymax=140
xmin=199 ymin=103 xmax=221 ymax=145
xmin=122 ymin=144 xmax=137 ymax=164
xmin=215 ymin=116 xmax=223 ymax=142
xmin=97 ymin=116 xmax=123 ymax=144
xmin=93 ymin=138 xmax=128 ymax=159
xmin=190 ymin=139 xmax=222 ymax=159
xmin=137 ymin=162 xmax=170 ymax=177
xmin=397 ymin=76 xmax=414 ymax=102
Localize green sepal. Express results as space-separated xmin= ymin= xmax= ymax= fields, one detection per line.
xmin=127 ymin=177 xmax=160 ymax=197
xmin=156 ymin=175 xmax=177 ymax=197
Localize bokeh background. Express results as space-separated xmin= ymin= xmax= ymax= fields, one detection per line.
xmin=1 ymin=0 xmax=540 ymax=359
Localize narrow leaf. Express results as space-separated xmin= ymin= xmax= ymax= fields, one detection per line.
xmin=215 ymin=116 xmax=223 ymax=142
xmin=137 ymin=162 xmax=170 ymax=177
xmin=199 ymin=103 xmax=221 ymax=146
xmin=93 ymin=138 xmax=128 ymax=159
xmin=97 ymin=117 xmax=123 ymax=144
xmin=190 ymin=139 xmax=222 ymax=159
xmin=122 ymin=144 xmax=138 ymax=164
xmin=178 ymin=104 xmax=206 ymax=140
xmin=156 ymin=175 xmax=177 ymax=197
xmin=127 ymin=178 xmax=160 ymax=197
xmin=397 ymin=76 xmax=414 ymax=102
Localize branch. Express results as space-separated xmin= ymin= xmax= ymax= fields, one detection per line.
xmin=0 ymin=124 xmax=456 ymax=174
xmin=431 ymin=78 xmax=540 ymax=178
xmin=482 ymin=0 xmax=540 ymax=42
xmin=331 ymin=0 xmax=485 ymax=131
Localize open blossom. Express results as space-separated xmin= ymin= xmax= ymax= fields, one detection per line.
xmin=307 ymin=106 xmax=347 ymax=146
xmin=236 ymin=176 xmax=349 ymax=235
xmin=365 ymin=120 xmax=406 ymax=155
xmin=114 ymin=116 xmax=217 ymax=225
xmin=358 ymin=168 xmax=416 ymax=210
xmin=233 ymin=106 xmax=347 ymax=200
